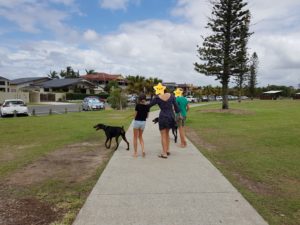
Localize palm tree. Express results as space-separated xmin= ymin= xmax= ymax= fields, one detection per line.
xmin=85 ymin=69 xmax=96 ymax=74
xmin=145 ymin=77 xmax=162 ymax=98
xmin=126 ymin=75 xmax=146 ymax=94
xmin=47 ymin=70 xmax=60 ymax=79
xmin=60 ymin=66 xmax=79 ymax=78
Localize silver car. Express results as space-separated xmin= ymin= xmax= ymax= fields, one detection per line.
xmin=0 ymin=99 xmax=29 ymax=117
xmin=82 ymin=97 xmax=105 ymax=111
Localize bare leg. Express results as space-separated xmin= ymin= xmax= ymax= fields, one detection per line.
xmin=160 ymin=129 xmax=169 ymax=157
xmin=178 ymin=126 xmax=187 ymax=147
xmin=133 ymin=129 xmax=139 ymax=157
xmin=138 ymin=129 xmax=145 ymax=157
xmin=165 ymin=128 xmax=170 ymax=154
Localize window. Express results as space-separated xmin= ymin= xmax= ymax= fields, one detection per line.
xmin=0 ymin=81 xmax=5 ymax=85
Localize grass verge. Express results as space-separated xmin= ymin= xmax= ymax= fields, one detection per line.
xmin=187 ymin=100 xmax=300 ymax=225
xmin=0 ymin=109 xmax=134 ymax=225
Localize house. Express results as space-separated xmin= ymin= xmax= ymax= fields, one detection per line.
xmin=1 ymin=76 xmax=96 ymax=103
xmin=81 ymin=73 xmax=127 ymax=93
xmin=37 ymin=78 xmax=95 ymax=102
xmin=260 ymin=90 xmax=283 ymax=100
xmin=0 ymin=76 xmax=10 ymax=92
xmin=293 ymin=93 xmax=300 ymax=99
xmin=0 ymin=76 xmax=33 ymax=103
xmin=9 ymin=77 xmax=51 ymax=92
xmin=177 ymin=83 xmax=195 ymax=95
xmin=162 ymin=82 xmax=177 ymax=92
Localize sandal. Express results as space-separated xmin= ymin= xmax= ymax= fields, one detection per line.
xmin=158 ymin=154 xmax=168 ymax=159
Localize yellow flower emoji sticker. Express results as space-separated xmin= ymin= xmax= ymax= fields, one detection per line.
xmin=174 ymin=88 xmax=183 ymax=97
xmin=153 ymin=83 xmax=166 ymax=95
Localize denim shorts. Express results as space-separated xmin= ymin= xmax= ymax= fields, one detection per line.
xmin=133 ymin=120 xmax=146 ymax=130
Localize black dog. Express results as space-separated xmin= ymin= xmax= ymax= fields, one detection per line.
xmin=94 ymin=124 xmax=130 ymax=151
xmin=152 ymin=117 xmax=178 ymax=143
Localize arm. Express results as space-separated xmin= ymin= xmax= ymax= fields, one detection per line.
xmin=173 ymin=96 xmax=180 ymax=114
xmin=148 ymin=96 xmax=158 ymax=108
xmin=186 ymin=103 xmax=190 ymax=112
xmin=134 ymin=105 xmax=138 ymax=119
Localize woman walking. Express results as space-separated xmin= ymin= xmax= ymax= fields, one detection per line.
xmin=149 ymin=87 xmax=180 ymax=158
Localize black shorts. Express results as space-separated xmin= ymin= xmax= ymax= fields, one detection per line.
xmin=158 ymin=116 xmax=176 ymax=130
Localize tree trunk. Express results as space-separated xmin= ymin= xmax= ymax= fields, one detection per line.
xmin=222 ymin=81 xmax=229 ymax=109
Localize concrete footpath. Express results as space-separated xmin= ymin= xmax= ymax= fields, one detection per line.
xmin=73 ymin=111 xmax=268 ymax=225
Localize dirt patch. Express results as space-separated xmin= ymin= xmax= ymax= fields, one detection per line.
xmin=232 ymin=173 xmax=275 ymax=196
xmin=0 ymin=141 xmax=111 ymax=225
xmin=198 ymin=108 xmax=255 ymax=115
xmin=0 ymin=198 xmax=60 ymax=225
xmin=5 ymin=142 xmax=110 ymax=186
xmin=185 ymin=127 xmax=217 ymax=151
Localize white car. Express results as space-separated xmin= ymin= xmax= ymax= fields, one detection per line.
xmin=186 ymin=95 xmax=197 ymax=103
xmin=0 ymin=99 xmax=29 ymax=117
xmin=216 ymin=96 xmax=223 ymax=101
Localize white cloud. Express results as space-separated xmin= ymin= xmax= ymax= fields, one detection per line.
xmin=1 ymin=0 xmax=300 ymax=88
xmin=99 ymin=0 xmax=140 ymax=11
xmin=83 ymin=29 xmax=100 ymax=42
xmin=0 ymin=0 xmax=78 ymax=38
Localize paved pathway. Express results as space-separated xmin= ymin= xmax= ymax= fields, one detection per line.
xmin=73 ymin=110 xmax=268 ymax=225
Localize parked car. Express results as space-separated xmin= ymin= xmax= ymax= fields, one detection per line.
xmin=201 ymin=96 xmax=209 ymax=102
xmin=0 ymin=99 xmax=29 ymax=117
xmin=216 ymin=96 xmax=223 ymax=101
xmin=127 ymin=94 xmax=137 ymax=103
xmin=241 ymin=96 xmax=249 ymax=100
xmin=82 ymin=97 xmax=105 ymax=111
xmin=186 ymin=95 xmax=197 ymax=103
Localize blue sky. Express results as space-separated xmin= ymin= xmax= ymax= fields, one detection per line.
xmin=0 ymin=0 xmax=300 ymax=87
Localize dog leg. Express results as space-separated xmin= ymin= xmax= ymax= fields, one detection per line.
xmin=114 ymin=136 xmax=120 ymax=151
xmin=121 ymin=134 xmax=130 ymax=150
xmin=107 ymin=138 xmax=112 ymax=148
xmin=172 ymin=128 xmax=178 ymax=143
xmin=105 ymin=137 xmax=110 ymax=148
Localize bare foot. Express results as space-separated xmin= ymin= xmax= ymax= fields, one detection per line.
xmin=179 ymin=143 xmax=187 ymax=148
xmin=142 ymin=152 xmax=146 ymax=157
xmin=133 ymin=152 xmax=138 ymax=158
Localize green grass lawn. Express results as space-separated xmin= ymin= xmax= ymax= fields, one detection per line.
xmin=0 ymin=109 xmax=134 ymax=178
xmin=0 ymin=109 xmax=134 ymax=224
xmin=187 ymin=100 xmax=300 ymax=225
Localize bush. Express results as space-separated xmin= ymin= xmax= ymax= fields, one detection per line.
xmin=107 ymin=88 xmax=127 ymax=109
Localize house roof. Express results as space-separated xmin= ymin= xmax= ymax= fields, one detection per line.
xmin=81 ymin=73 xmax=124 ymax=81
xmin=0 ymin=76 xmax=9 ymax=81
xmin=10 ymin=77 xmax=49 ymax=85
xmin=40 ymin=78 xmax=94 ymax=88
xmin=263 ymin=90 xmax=283 ymax=94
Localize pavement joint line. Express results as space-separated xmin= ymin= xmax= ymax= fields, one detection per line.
xmin=94 ymin=191 xmax=238 ymax=196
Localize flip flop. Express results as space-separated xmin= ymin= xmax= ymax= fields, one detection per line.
xmin=158 ymin=154 xmax=168 ymax=159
